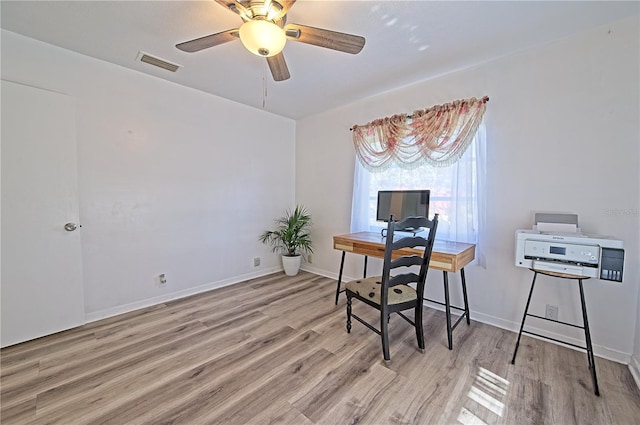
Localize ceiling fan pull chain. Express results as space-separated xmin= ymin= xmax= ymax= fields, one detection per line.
xmin=263 ymin=60 xmax=268 ymax=109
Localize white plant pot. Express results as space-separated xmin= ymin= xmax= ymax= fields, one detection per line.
xmin=282 ymin=255 xmax=301 ymax=276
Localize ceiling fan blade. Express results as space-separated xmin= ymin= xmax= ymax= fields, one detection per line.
xmin=284 ymin=23 xmax=365 ymax=54
xmin=176 ymin=29 xmax=239 ymax=53
xmin=266 ymin=53 xmax=290 ymax=81
xmin=270 ymin=0 xmax=296 ymax=20
xmin=215 ymin=0 xmax=251 ymax=20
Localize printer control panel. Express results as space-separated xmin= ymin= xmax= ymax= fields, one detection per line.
xmin=524 ymin=240 xmax=599 ymax=265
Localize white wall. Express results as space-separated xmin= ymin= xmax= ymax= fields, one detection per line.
xmin=1 ymin=30 xmax=296 ymax=320
xmin=297 ymin=16 xmax=639 ymax=363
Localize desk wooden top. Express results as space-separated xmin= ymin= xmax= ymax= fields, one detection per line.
xmin=333 ymin=231 xmax=475 ymax=273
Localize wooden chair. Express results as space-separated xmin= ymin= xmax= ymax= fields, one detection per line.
xmin=345 ymin=214 xmax=439 ymax=362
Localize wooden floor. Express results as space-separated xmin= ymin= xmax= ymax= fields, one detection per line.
xmin=2 ymin=272 xmax=640 ymax=425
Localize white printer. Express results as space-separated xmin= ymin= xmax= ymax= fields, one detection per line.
xmin=515 ymin=213 xmax=625 ymax=282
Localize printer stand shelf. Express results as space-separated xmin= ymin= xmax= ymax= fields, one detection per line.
xmin=511 ymin=268 xmax=600 ymax=396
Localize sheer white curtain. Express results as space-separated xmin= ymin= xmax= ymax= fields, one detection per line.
xmin=351 ymin=125 xmax=486 ymax=266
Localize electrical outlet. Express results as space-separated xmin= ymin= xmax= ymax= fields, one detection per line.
xmin=253 ymin=257 xmax=260 ymax=267
xmin=307 ymin=254 xmax=313 ymax=264
xmin=158 ymin=273 xmax=167 ymax=286
xmin=545 ymin=304 xmax=558 ymax=321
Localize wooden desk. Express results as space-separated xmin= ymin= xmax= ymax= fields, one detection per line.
xmin=333 ymin=232 xmax=476 ymax=349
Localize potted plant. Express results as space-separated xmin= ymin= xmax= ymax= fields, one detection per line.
xmin=259 ymin=205 xmax=313 ymax=276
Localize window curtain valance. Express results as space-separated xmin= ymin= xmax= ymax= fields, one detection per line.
xmin=352 ymin=96 xmax=489 ymax=171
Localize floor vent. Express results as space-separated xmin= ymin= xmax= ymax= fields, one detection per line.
xmin=137 ymin=52 xmax=181 ymax=72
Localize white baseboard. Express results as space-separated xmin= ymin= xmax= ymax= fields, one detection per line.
xmin=630 ymin=356 xmax=640 ymax=391
xmin=84 ymin=267 xmax=281 ymax=324
xmin=300 ymin=264 xmax=344 ymax=281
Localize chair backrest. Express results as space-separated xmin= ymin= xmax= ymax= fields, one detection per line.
xmin=380 ymin=214 xmax=439 ymax=305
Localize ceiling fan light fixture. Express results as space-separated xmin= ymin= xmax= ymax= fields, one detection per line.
xmin=239 ymin=19 xmax=286 ymax=57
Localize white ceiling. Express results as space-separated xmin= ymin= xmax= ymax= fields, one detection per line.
xmin=2 ymin=1 xmax=638 ymax=119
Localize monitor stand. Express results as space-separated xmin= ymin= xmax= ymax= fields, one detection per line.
xmin=381 ymin=227 xmax=425 ymax=237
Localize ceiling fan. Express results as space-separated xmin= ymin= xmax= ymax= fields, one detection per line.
xmin=176 ymin=0 xmax=366 ymax=81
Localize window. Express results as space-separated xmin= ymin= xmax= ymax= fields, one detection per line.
xmin=351 ymin=126 xmax=485 ymax=251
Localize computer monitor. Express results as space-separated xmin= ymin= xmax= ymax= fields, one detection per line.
xmin=376 ymin=190 xmax=430 ymax=222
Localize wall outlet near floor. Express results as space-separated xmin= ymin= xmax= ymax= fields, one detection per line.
xmin=307 ymin=254 xmax=313 ymax=264
xmin=545 ymin=304 xmax=558 ymax=321
xmin=158 ymin=273 xmax=167 ymax=287
xmin=253 ymin=257 xmax=260 ymax=267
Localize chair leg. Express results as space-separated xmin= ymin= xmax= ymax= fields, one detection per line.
xmin=381 ymin=309 xmax=390 ymax=362
xmin=511 ymin=271 xmax=538 ymax=364
xmin=415 ymin=303 xmax=425 ymax=352
xmin=346 ymin=294 xmax=352 ymax=333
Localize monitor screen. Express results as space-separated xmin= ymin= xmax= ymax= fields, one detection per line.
xmin=376 ymin=190 xmax=430 ymax=222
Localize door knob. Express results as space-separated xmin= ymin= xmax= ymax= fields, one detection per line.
xmin=64 ymin=222 xmax=78 ymax=232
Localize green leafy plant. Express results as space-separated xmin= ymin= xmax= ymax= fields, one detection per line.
xmin=259 ymin=205 xmax=313 ymax=257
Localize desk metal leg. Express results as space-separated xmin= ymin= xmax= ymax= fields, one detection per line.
xmin=334 ymin=251 xmax=346 ymax=305
xmin=363 ymin=256 xmax=368 ymax=278
xmin=461 ymin=268 xmax=470 ymax=325
xmin=578 ymin=278 xmax=600 ymax=396
xmin=443 ymin=271 xmax=453 ymax=350
xmin=511 ymin=271 xmax=538 ymax=364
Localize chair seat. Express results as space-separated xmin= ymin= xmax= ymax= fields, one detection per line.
xmin=345 ymin=276 xmax=417 ymax=305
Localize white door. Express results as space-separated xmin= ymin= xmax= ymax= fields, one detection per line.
xmin=1 ymin=80 xmax=84 ymax=347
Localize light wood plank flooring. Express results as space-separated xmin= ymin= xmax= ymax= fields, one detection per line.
xmin=2 ymin=271 xmax=639 ymax=424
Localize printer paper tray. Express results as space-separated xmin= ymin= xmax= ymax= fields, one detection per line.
xmin=531 ymin=260 xmax=596 ymax=277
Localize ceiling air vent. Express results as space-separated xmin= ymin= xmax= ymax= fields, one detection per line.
xmin=137 ymin=51 xmax=181 ymax=72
